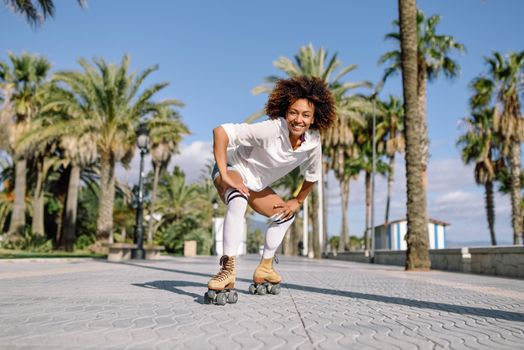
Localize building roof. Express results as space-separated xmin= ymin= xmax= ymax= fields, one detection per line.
xmin=376 ymin=218 xmax=450 ymax=227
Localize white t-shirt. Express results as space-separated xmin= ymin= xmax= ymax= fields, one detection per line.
xmin=220 ymin=118 xmax=322 ymax=192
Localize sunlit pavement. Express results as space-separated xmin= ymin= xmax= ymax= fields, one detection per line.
xmin=0 ymin=255 xmax=523 ymax=349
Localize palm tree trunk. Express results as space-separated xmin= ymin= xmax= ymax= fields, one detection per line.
xmin=61 ymin=164 xmax=81 ymax=251
xmin=364 ymin=171 xmax=372 ymax=251
xmin=96 ymin=153 xmax=116 ymax=242
xmin=399 ymin=0 xmax=431 ymax=270
xmin=418 ymin=62 xmax=429 ymax=191
xmin=55 ymin=166 xmax=70 ymax=246
xmin=31 ymin=158 xmax=45 ymax=236
xmin=509 ymin=141 xmax=522 ymax=244
xmin=385 ymin=155 xmax=395 ymax=223
xmin=310 ymin=184 xmax=321 ymax=258
xmin=484 ymin=180 xmax=496 ymax=246
xmin=147 ymin=164 xmax=161 ymax=245
xmin=339 ymin=177 xmax=350 ymax=252
xmin=9 ymin=157 xmax=27 ymax=235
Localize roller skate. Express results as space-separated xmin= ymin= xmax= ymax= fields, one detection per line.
xmin=204 ymin=255 xmax=238 ymax=305
xmin=249 ymin=256 xmax=281 ymax=295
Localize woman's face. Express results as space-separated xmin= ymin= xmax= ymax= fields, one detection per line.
xmin=286 ymin=98 xmax=315 ymax=138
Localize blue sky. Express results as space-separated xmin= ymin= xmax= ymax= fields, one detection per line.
xmin=1 ymin=0 xmax=523 ymax=244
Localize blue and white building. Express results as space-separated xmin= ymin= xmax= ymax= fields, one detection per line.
xmin=374 ymin=218 xmax=449 ymax=250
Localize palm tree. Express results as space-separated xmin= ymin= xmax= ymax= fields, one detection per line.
xmin=0 ymin=52 xmax=51 ymax=236
xmin=146 ymin=107 xmax=189 ymax=244
xmin=336 ymin=155 xmax=363 ymax=252
xmin=59 ymin=134 xmax=97 ymax=250
xmin=379 ymin=96 xmax=405 ymax=223
xmin=16 ymin=83 xmax=65 ymax=237
xmin=398 ymin=0 xmax=431 ymax=270
xmin=4 ymin=0 xmax=86 ymax=27
xmin=470 ymin=51 xmax=524 ymax=244
xmin=380 ymin=8 xmax=465 ymax=187
xmin=324 ymin=93 xmax=373 ymax=252
xmin=51 ymin=54 xmax=179 ymax=244
xmin=16 ymin=82 xmax=99 ymax=249
xmin=457 ymin=107 xmax=501 ymax=246
xmin=154 ymin=167 xmax=199 ymax=229
xmin=0 ymin=84 xmax=13 ymax=152
xmin=252 ymin=44 xmax=371 ymax=257
xmin=26 ymin=144 xmax=56 ymax=237
xmin=355 ymin=112 xmax=389 ymax=251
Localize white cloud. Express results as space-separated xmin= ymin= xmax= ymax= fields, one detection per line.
xmin=115 ymin=140 xmax=213 ymax=186
xmin=327 ymin=156 xmax=514 ymax=244
xmin=434 ymin=190 xmax=478 ymax=206
xmin=171 ymin=141 xmax=214 ymax=183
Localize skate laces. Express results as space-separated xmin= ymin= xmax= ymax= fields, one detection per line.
xmin=213 ymin=256 xmax=235 ymax=282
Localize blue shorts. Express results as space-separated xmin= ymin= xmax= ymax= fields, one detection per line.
xmin=211 ymin=163 xmax=235 ymax=181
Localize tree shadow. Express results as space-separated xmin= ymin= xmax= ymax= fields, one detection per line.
xmin=113 ymin=260 xmax=524 ymax=322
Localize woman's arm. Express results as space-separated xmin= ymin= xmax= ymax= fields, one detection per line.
xmin=213 ymin=126 xmax=250 ymax=196
xmin=295 ymin=180 xmax=315 ymax=205
xmin=273 ymin=180 xmax=316 ymax=220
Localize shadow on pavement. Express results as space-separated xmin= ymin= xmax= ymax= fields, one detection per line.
xmin=116 ymin=260 xmax=524 ymax=322
xmin=132 ymin=279 xmax=251 ymax=305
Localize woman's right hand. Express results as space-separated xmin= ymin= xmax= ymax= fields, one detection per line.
xmin=221 ymin=173 xmax=250 ymax=198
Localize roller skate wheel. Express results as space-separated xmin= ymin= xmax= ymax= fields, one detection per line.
xmin=227 ymin=290 xmax=238 ymax=304
xmin=271 ymin=284 xmax=281 ymax=295
xmin=204 ymin=292 xmax=212 ymax=304
xmin=216 ymin=292 xmax=227 ymax=305
xmin=248 ymin=284 xmax=256 ymax=295
xmin=256 ymin=284 xmax=267 ymax=295
xmin=207 ymin=290 xmax=216 ymax=300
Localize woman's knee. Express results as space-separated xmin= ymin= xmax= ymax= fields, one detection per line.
xmin=248 ymin=190 xmax=285 ymax=218
xmin=214 ymin=170 xmax=244 ymax=203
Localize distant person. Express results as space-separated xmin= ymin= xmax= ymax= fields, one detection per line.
xmin=204 ymin=76 xmax=336 ymax=305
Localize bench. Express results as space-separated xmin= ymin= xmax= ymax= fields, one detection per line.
xmin=104 ymin=243 xmax=166 ymax=262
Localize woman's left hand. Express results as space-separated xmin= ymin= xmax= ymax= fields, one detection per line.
xmin=272 ymin=199 xmax=300 ymax=221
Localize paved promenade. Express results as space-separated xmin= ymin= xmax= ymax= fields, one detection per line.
xmin=0 ymin=255 xmax=523 ymax=349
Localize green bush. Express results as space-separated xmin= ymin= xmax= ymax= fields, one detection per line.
xmin=2 ymin=230 xmax=53 ymax=252
xmin=161 ymin=216 xmax=212 ymax=254
xmin=185 ymin=227 xmax=213 ymax=255
xmin=329 ymin=236 xmax=340 ymax=250
xmin=74 ymin=234 xmax=96 ymax=251
xmin=247 ymin=229 xmax=264 ymax=254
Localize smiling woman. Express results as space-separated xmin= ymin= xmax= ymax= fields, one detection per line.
xmin=204 ymin=76 xmax=336 ymax=305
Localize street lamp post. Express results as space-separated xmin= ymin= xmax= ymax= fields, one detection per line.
xmin=132 ymin=123 xmax=149 ymax=260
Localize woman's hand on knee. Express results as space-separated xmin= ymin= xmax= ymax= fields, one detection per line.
xmin=222 ymin=174 xmax=250 ymax=198
xmin=272 ymin=199 xmax=300 ymax=221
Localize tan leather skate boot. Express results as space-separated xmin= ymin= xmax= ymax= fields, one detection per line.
xmin=249 ymin=257 xmax=282 ymax=295
xmin=205 ymin=255 xmax=238 ymax=305
xmin=208 ymin=255 xmax=236 ymax=290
